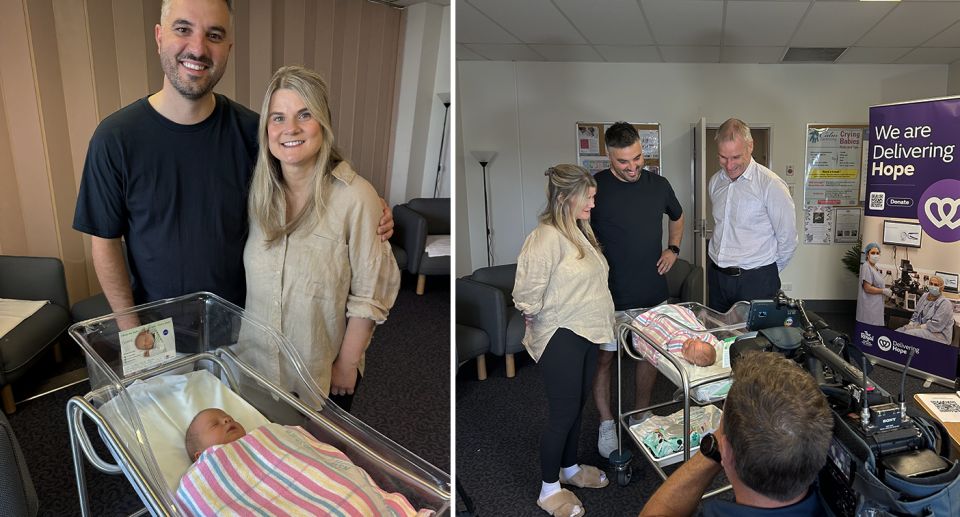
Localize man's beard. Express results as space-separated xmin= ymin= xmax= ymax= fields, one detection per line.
xmin=160 ymin=51 xmax=225 ymax=101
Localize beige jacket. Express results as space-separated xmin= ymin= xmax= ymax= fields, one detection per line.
xmin=240 ymin=161 xmax=400 ymax=398
xmin=513 ymin=223 xmax=615 ymax=361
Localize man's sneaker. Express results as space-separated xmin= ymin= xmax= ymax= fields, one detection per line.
xmin=628 ymin=411 xmax=653 ymax=428
xmin=598 ymin=420 xmax=618 ymax=459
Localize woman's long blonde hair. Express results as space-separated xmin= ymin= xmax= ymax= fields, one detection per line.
xmin=539 ymin=164 xmax=600 ymax=259
xmin=248 ymin=66 xmax=348 ymax=246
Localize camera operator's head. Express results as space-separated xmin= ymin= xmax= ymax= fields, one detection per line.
xmin=723 ymin=351 xmax=832 ymax=504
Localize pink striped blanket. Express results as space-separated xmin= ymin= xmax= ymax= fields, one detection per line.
xmin=176 ymin=424 xmax=434 ymax=517
xmin=631 ymin=305 xmax=720 ymax=366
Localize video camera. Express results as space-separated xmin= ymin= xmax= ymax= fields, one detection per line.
xmin=731 ymin=291 xmax=954 ymax=517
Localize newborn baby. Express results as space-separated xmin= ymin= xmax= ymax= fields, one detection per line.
xmin=177 ymin=409 xmax=433 ymax=517
xmin=632 ymin=305 xmax=722 ymax=367
xmin=680 ymin=338 xmax=717 ymax=367
xmin=184 ymin=408 xmax=247 ymax=462
xmin=135 ymin=329 xmax=156 ymax=357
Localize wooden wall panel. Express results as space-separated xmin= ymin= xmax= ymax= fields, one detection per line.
xmin=284 ymin=0 xmax=306 ymax=67
xmin=113 ymin=0 xmax=149 ymax=107
xmin=0 ymin=0 xmax=60 ymax=260
xmin=143 ymin=0 xmax=163 ymax=94
xmin=0 ymin=0 xmax=405 ymax=304
xmin=0 ymin=75 xmax=29 ymax=257
xmin=87 ymin=0 xmax=120 ymax=119
xmin=27 ymin=0 xmax=89 ymax=303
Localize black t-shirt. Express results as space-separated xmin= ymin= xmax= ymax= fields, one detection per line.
xmin=590 ymin=168 xmax=682 ymax=311
xmin=73 ymin=93 xmax=259 ymax=306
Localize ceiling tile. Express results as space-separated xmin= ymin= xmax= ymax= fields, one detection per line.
xmin=456 ymin=44 xmax=488 ymax=61
xmin=835 ymin=47 xmax=912 ymax=64
xmin=456 ymin=2 xmax=519 ymax=44
xmin=659 ymin=46 xmax=721 ymax=63
xmin=594 ymin=45 xmax=663 ymax=63
xmin=460 ymin=44 xmax=546 ymax=62
xmin=722 ymin=46 xmax=785 ymax=64
xmin=529 ymin=45 xmax=605 ymax=62
xmin=857 ymin=2 xmax=960 ymax=47
xmin=552 ymin=0 xmax=654 ymax=46
xmin=896 ymin=47 xmax=960 ymax=64
xmin=724 ymin=1 xmax=809 ymax=47
xmin=791 ymin=2 xmax=894 ymax=47
xmin=641 ymin=0 xmax=724 ymax=46
xmin=923 ymin=20 xmax=960 ymax=47
xmin=465 ymin=0 xmax=585 ymax=44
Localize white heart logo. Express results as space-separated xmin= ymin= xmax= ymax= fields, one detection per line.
xmin=924 ymin=197 xmax=960 ymax=230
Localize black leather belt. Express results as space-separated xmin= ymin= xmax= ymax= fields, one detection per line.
xmin=711 ymin=262 xmax=773 ymax=277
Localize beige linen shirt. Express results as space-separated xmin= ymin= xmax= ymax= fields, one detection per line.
xmin=513 ymin=223 xmax=615 ymax=362
xmin=240 ymin=161 xmax=400 ymax=398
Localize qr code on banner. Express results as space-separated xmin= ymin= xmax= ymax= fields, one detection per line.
xmin=869 ymin=192 xmax=885 ymax=211
xmin=931 ymin=400 xmax=960 ymax=414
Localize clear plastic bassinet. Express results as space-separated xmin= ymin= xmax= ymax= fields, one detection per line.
xmin=67 ymin=292 xmax=450 ymax=517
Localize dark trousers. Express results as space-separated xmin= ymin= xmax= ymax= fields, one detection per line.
xmin=708 ymin=262 xmax=780 ymax=313
xmin=538 ymin=328 xmax=599 ymax=483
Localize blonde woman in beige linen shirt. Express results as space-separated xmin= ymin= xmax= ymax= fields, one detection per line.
xmin=241 ymin=66 xmax=399 ymax=413
xmin=514 ymin=164 xmax=615 ymax=517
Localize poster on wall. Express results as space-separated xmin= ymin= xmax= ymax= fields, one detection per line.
xmin=803 ymin=206 xmax=833 ymax=244
xmin=833 ymin=208 xmax=861 ymax=244
xmin=576 ymin=122 xmax=661 ymax=175
xmin=803 ymin=125 xmax=867 ymax=207
xmin=854 ymin=97 xmax=960 ymax=386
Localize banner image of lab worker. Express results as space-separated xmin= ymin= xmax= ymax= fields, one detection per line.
xmin=895 ymin=275 xmax=954 ymax=344
xmin=856 ymin=243 xmax=890 ymax=326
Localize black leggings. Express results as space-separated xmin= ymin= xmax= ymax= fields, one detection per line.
xmin=538 ymin=327 xmax=600 ymax=483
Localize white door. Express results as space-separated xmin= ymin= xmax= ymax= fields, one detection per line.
xmin=692 ymin=118 xmax=709 ymax=303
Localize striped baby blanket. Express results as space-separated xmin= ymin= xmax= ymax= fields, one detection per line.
xmin=176 ymin=424 xmax=434 ymax=517
xmin=631 ymin=305 xmax=720 ymax=366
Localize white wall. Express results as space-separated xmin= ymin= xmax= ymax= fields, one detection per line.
xmin=388 ymin=3 xmax=451 ymax=208
xmin=455 ymin=64 xmax=472 ymax=277
xmin=456 ymin=61 xmax=948 ymax=300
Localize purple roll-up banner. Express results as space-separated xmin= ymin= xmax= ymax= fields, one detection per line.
xmin=854 ymin=321 xmax=957 ymax=382
xmin=858 ymin=97 xmax=960 ymax=384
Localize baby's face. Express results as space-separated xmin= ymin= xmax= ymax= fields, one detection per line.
xmin=134 ymin=330 xmax=155 ymax=350
xmin=191 ymin=409 xmax=247 ymax=460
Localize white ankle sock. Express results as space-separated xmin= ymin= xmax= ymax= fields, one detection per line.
xmin=559 ymin=465 xmax=581 ymax=481
xmin=539 ymin=481 xmax=561 ymax=502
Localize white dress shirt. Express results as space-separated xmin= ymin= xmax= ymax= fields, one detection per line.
xmin=708 ymin=158 xmax=798 ymax=271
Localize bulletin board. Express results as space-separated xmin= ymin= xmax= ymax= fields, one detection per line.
xmin=576 ymin=122 xmax=661 ymax=175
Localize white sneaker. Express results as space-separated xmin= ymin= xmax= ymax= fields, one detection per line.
xmin=629 ymin=411 xmax=653 ymax=428
xmin=598 ymin=420 xmax=618 ymax=459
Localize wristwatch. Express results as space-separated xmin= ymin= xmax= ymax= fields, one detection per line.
xmin=699 ymin=432 xmax=722 ymax=464
xmin=667 ymin=245 xmax=680 ymax=255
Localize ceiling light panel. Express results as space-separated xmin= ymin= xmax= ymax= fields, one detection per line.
xmin=857 ymin=2 xmax=960 ymax=47
xmin=456 ymin=2 xmax=520 ymax=44
xmin=790 ymin=2 xmax=895 ymax=48
xmin=724 ymin=1 xmax=808 ymax=47
xmin=641 ymin=0 xmax=724 ymax=46
xmin=466 ymin=0 xmax=585 ymax=44
xmin=552 ymin=0 xmax=654 ymax=46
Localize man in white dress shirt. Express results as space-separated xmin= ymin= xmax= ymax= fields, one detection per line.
xmin=707 ymin=119 xmax=798 ymax=313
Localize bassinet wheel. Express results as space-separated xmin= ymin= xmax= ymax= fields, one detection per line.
xmin=617 ymin=467 xmax=632 ymax=486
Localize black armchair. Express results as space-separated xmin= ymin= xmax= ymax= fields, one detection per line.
xmin=664 ymin=257 xmax=704 ymax=304
xmin=0 ymin=256 xmax=70 ymax=414
xmin=456 ymin=264 xmax=526 ymax=378
xmin=0 ymin=410 xmax=37 ymax=516
xmin=391 ymin=198 xmax=450 ymax=294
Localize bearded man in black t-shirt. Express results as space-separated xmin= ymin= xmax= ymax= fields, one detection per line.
xmin=590 ymin=122 xmax=684 ymax=459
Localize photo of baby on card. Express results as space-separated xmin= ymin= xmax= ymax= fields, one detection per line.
xmin=119 ymin=317 xmax=176 ymax=376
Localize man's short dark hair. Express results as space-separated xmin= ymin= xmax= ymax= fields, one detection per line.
xmin=724 ymin=351 xmax=832 ymax=502
xmin=604 ymin=121 xmax=639 ymax=150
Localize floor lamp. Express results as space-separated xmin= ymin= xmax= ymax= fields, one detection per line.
xmin=433 ymin=92 xmax=450 ymax=198
xmin=470 ymin=151 xmax=495 ymax=267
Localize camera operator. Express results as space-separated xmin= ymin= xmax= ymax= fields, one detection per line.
xmin=639 ymin=351 xmax=832 ymax=517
